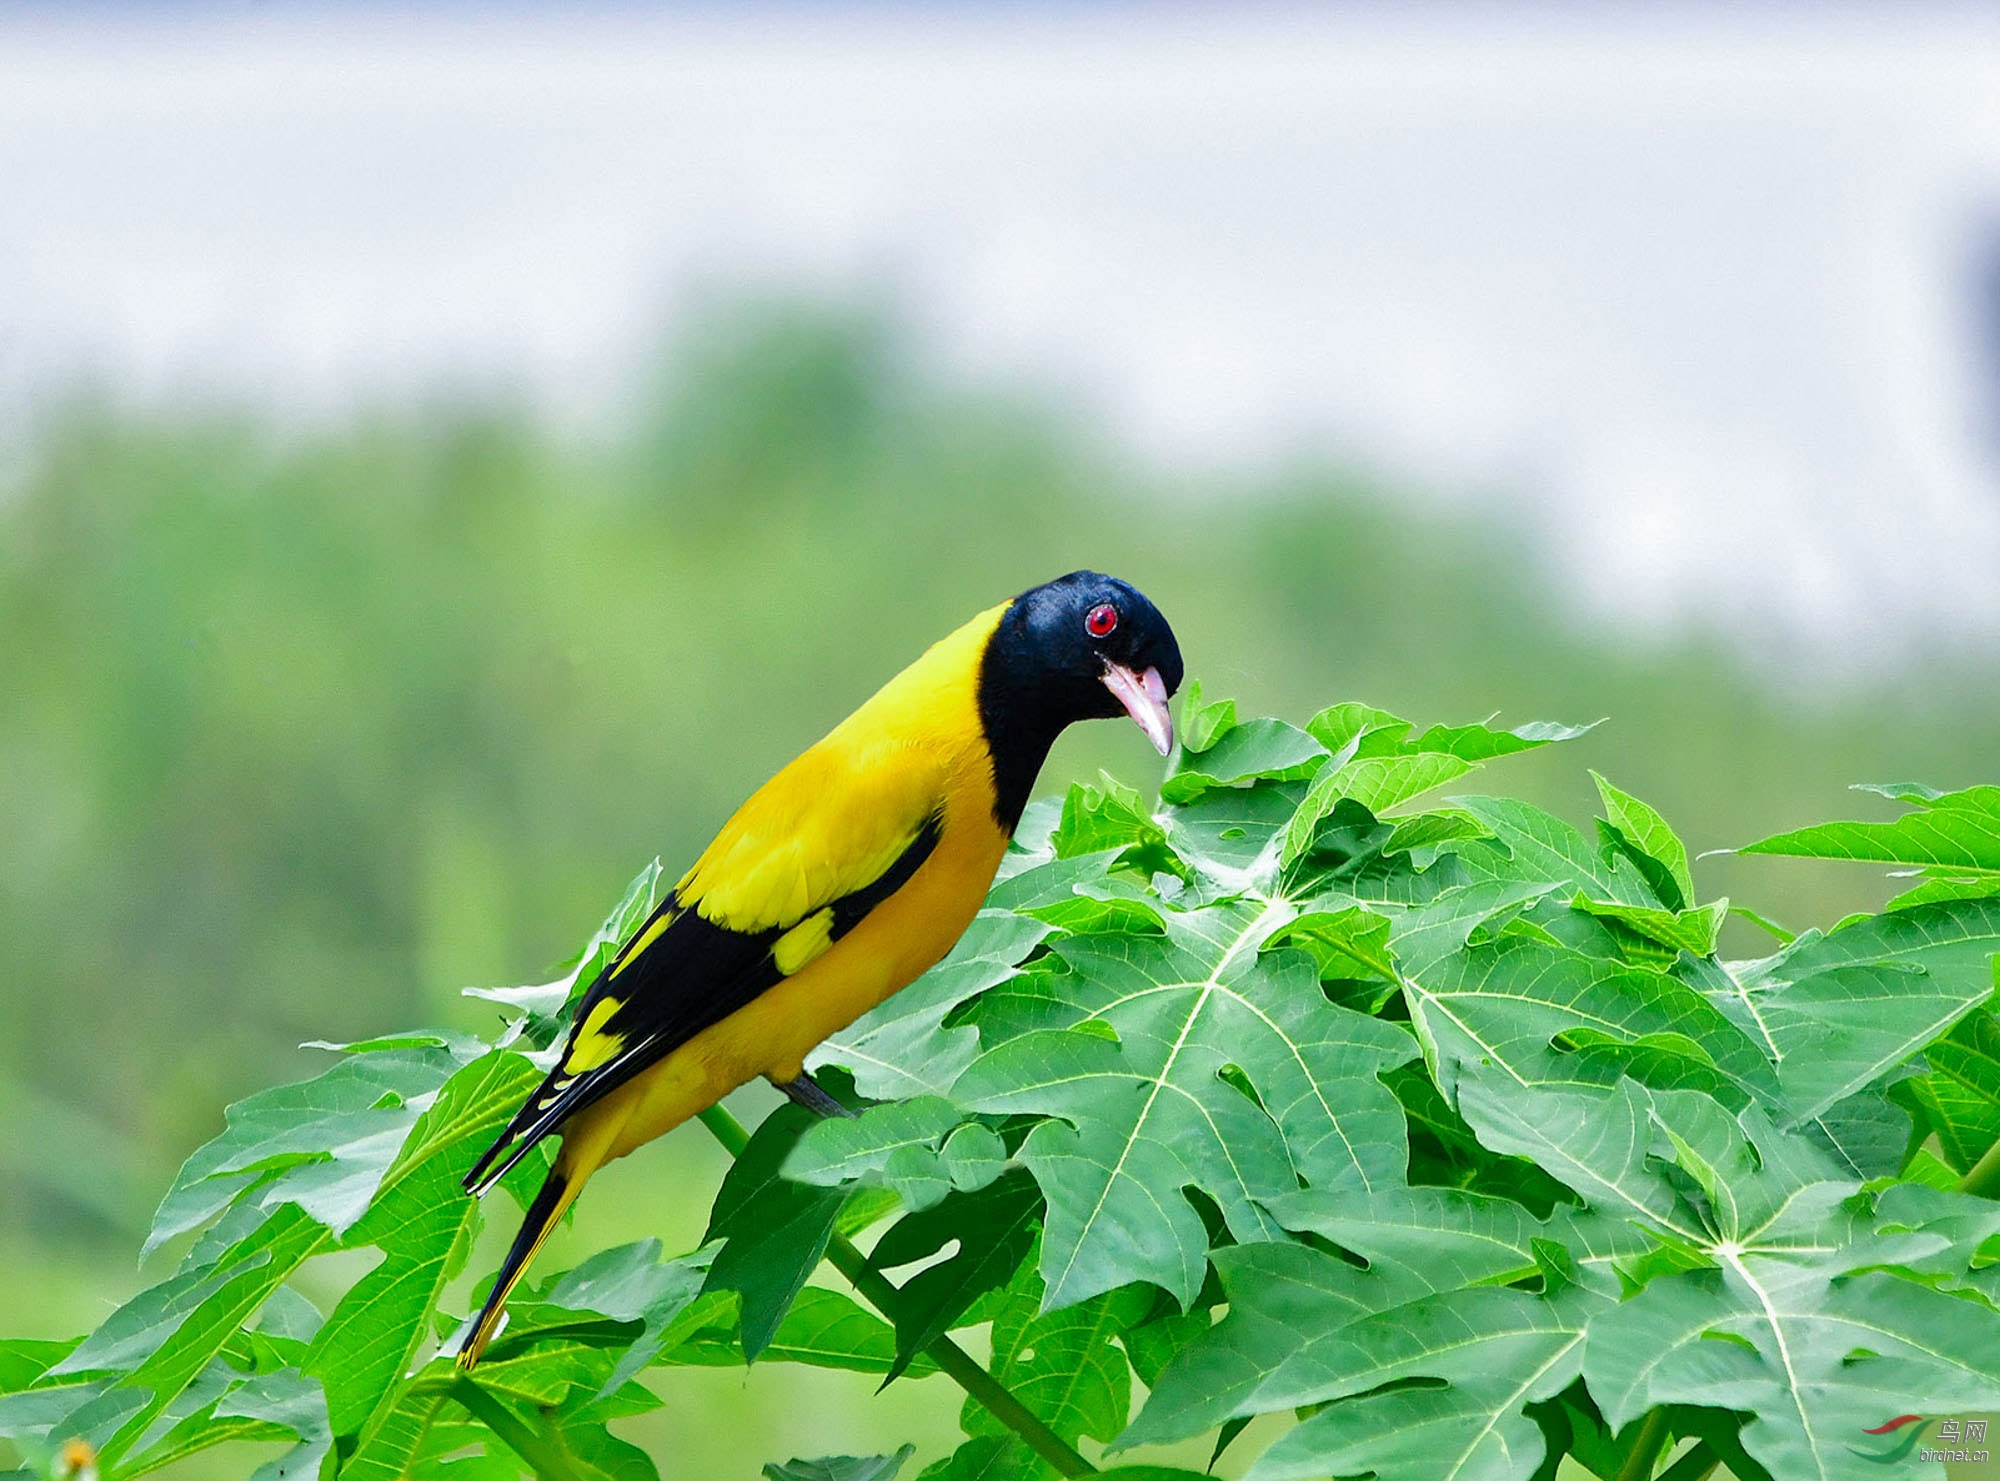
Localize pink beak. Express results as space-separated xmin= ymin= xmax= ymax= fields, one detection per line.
xmin=1101 ymin=663 xmax=1174 ymax=756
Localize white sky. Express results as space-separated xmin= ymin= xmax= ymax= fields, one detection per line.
xmin=5 ymin=5 xmax=2000 ymax=662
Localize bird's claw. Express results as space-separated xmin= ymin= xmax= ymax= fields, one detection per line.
xmin=777 ymin=1072 xmax=857 ymax=1119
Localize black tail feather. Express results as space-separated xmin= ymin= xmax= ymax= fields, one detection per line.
xmin=462 ymin=1114 xmax=543 ymax=1199
xmin=456 ymin=1168 xmax=571 ymax=1369
xmin=461 ymin=1124 xmax=518 ymax=1196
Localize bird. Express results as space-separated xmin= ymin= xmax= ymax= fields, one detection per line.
xmin=454 ymin=570 xmax=1183 ymax=1367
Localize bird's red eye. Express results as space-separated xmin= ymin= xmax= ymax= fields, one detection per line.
xmin=1085 ymin=603 xmax=1119 ymax=638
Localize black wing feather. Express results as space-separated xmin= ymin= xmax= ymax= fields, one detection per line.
xmin=465 ymin=815 xmax=941 ymax=1194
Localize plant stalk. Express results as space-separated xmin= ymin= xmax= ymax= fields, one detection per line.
xmin=1959 ymin=1135 xmax=2000 ymax=1199
xmin=1654 ymin=1440 xmax=1723 ymax=1481
xmin=697 ymin=1103 xmax=754 ymax=1156
xmin=696 ymin=1104 xmax=1098 ymax=1478
xmin=452 ymin=1374 xmax=585 ymax=1481
xmin=1615 ymin=1408 xmax=1673 ymax=1481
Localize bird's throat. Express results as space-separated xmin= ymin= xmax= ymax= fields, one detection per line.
xmin=976 ymin=614 xmax=1079 ymax=834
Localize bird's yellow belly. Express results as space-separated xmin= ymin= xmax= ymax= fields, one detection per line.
xmin=589 ymin=821 xmax=1006 ymax=1164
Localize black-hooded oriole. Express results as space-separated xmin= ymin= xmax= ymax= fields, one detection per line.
xmin=456 ymin=570 xmax=1183 ymax=1366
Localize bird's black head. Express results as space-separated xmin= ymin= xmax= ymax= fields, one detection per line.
xmin=977 ymin=571 xmax=1185 ymax=830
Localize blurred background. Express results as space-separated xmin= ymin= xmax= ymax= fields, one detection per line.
xmin=6 ymin=3 xmax=2000 ymax=1475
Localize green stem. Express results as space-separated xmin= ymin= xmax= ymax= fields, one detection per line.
xmin=1959 ymin=1135 xmax=2000 ymax=1199
xmin=1654 ymin=1440 xmax=1722 ymax=1481
xmin=452 ymin=1374 xmax=585 ymax=1481
xmin=697 ymin=1103 xmax=753 ymax=1156
xmin=1615 ymin=1408 xmax=1674 ymax=1481
xmin=825 ymin=1235 xmax=1093 ymax=1477
xmin=696 ymin=1104 xmax=1098 ymax=1478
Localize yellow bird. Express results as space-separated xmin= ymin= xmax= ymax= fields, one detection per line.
xmin=456 ymin=571 xmax=1183 ymax=1366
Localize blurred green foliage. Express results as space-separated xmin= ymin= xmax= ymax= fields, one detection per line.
xmin=3 ymin=301 xmax=1999 ymax=1473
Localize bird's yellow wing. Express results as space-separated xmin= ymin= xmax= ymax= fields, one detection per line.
xmin=463 ymin=734 xmax=950 ymax=1194
xmin=673 ymin=730 xmax=950 ymax=934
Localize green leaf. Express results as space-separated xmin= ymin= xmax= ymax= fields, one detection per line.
xmin=1259 ymin=1184 xmax=1557 ymax=1290
xmin=1447 ymin=797 xmax=1660 ymax=907
xmin=1122 ymin=1212 xmax=1594 ymax=1481
xmin=954 ymin=900 xmax=1415 ymax=1311
xmin=1741 ymin=783 xmax=2000 ymax=873
xmin=1800 ymin=1082 xmax=1914 ymax=1181
xmin=1262 ymin=904 xmax=1397 ymax=982
xmin=1283 ymin=756 xmax=1470 ymax=868
xmin=662 ymin=1287 xmax=933 ymax=1376
xmin=110 ymin=1366 xmax=332 ymax=1481
xmin=969 ymin=1260 xmax=1152 ymax=1448
xmin=1402 ymin=935 xmax=1779 ymax=1111
xmin=1303 ymin=700 xmax=1410 ymax=753
xmin=765 ymin=1447 xmax=915 ymax=1481
xmin=700 ymin=1105 xmax=846 ymax=1360
xmin=1376 ymin=879 xmax=1563 ymax=977
xmin=1243 ymin=1296 xmax=1586 ymax=1481
xmin=1159 ymin=718 xmax=1326 ymax=805
xmin=51 ymin=1202 xmax=331 ymax=1471
xmin=1120 ymin=1243 xmax=1465 ymax=1446
xmin=1304 ymin=705 xmax=1597 ymax=767
xmin=1157 ymin=778 xmax=1302 ymax=876
xmin=1890 ymin=1008 xmax=2000 ymax=1173
xmin=1314 ymin=752 xmax=1476 ymax=822
xmin=539 ymin=1239 xmax=713 ymax=1393
xmin=940 ymin=1122 xmax=1010 ymax=1192
xmin=1526 ymin=1090 xmax=2000 ymax=1480
xmin=254 ymin=1286 xmax=324 ymax=1345
xmin=308 ymin=1152 xmax=474 ymax=1440
xmin=1507 ymin=1087 xmax=2000 ymax=1481
xmin=1284 ymin=713 xmax=1597 ymax=868
xmin=447 ymin=1369 xmax=661 ymax=1480
xmin=1453 ymin=1079 xmax=1709 ymax=1245
xmin=1016 ymin=874 xmax=1167 ymax=940
xmin=1116 ymin=1305 xmax=1211 ymax=1392
xmin=1587 ymin=1268 xmax=2000 ymax=1481
xmin=1741 ymin=784 xmax=2000 ymax=919
xmin=211 ymin=1369 xmax=332 ymax=1481
xmin=1571 ymin=895 xmax=1726 ymax=959
xmin=1051 ymin=776 xmax=1185 ymax=881
xmin=1592 ymin=772 xmax=1696 ymax=911
xmin=1175 ymin=680 xmax=1236 ymax=755
xmin=1887 ymin=873 xmax=2000 ymax=911
xmin=1731 ymin=905 xmax=1796 ymax=944
xmin=452 ymin=1320 xmax=640 ymax=1413
xmin=1385 ymin=1063 xmax=1580 ymax=1214
xmin=0 ymin=1341 xmax=73 ymax=1396
xmin=1405 ymin=716 xmax=1601 ymax=762
xmin=784 ymin=1097 xmax=966 ymax=1188
xmin=309 ymin=1051 xmax=540 ymax=1441
xmin=352 ymin=1118 xmax=695 ymax=1476
xmin=374 ymin=1412 xmax=490 ymax=1481
xmin=916 ymin=1435 xmax=1038 ymax=1481
xmin=868 ymin=1170 xmax=1044 ymax=1384
xmin=0 ymin=1374 xmax=131 ymax=1474
xmin=1725 ymin=896 xmax=2000 ymax=1122
xmin=337 ymin=1372 xmax=460 ymax=1481
xmin=1382 ymin=808 xmax=1492 ymax=856
xmin=143 ymin=1044 xmax=472 ymax=1258
xmin=542 ymin=1411 xmax=662 ymax=1481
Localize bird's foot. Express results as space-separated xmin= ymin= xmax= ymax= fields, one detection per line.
xmin=777 ymin=1072 xmax=857 ymax=1119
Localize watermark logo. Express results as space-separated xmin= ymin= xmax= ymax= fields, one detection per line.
xmin=1853 ymin=1416 xmax=1989 ymax=1465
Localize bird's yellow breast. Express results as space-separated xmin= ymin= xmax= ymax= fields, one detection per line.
xmin=589 ymin=601 xmax=1015 ymax=1163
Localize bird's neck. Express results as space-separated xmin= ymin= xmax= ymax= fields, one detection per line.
xmin=976 ymin=614 xmax=1073 ymax=834
xmin=980 ymin=708 xmax=1065 ymax=835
